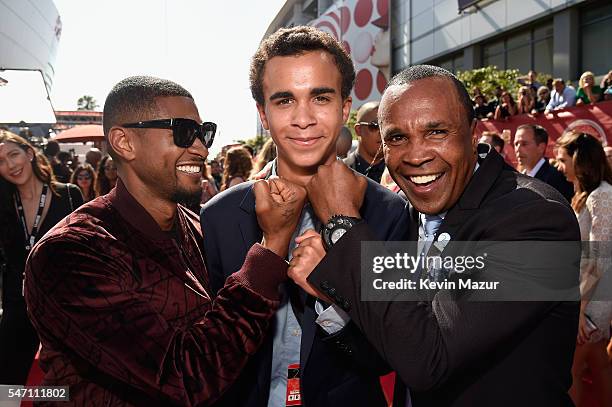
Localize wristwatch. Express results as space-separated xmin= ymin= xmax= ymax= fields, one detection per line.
xmin=321 ymin=215 xmax=362 ymax=250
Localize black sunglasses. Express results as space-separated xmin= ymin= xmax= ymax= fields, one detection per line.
xmin=357 ymin=121 xmax=379 ymax=130
xmin=122 ymin=118 xmax=217 ymax=148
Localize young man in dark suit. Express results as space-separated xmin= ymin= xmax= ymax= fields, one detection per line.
xmin=287 ymin=65 xmax=581 ymax=406
xmin=514 ymin=123 xmax=574 ymax=202
xmin=201 ymin=27 xmax=409 ymax=406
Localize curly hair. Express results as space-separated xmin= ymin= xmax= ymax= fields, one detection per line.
xmin=221 ymin=147 xmax=253 ymax=191
xmin=250 ymin=25 xmax=355 ymax=106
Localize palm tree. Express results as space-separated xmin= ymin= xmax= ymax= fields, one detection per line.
xmin=77 ymin=95 xmax=99 ymax=111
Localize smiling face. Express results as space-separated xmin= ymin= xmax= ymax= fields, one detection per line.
xmin=380 ymin=77 xmax=478 ymax=215
xmin=126 ymin=96 xmax=208 ymax=203
xmin=0 ymin=141 xmax=35 ymax=186
xmin=256 ymin=50 xmax=351 ymax=179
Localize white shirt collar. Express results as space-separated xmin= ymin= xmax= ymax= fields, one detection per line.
xmin=526 ymin=157 xmax=546 ymax=177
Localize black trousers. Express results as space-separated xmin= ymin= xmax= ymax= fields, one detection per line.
xmin=0 ymin=301 xmax=40 ymax=384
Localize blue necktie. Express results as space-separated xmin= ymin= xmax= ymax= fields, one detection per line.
xmin=423 ymin=214 xmax=443 ymax=239
xmin=422 ymin=215 xmax=445 ymax=281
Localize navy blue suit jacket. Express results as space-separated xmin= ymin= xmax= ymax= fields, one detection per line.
xmin=201 ymin=177 xmax=409 ymax=406
xmin=534 ymin=159 xmax=574 ymax=203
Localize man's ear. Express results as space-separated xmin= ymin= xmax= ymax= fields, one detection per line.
xmin=470 ymin=119 xmax=479 ymax=152
xmin=256 ymin=103 xmax=269 ymax=130
xmin=342 ymin=96 xmax=352 ymax=124
xmin=107 ymin=127 xmax=136 ymax=162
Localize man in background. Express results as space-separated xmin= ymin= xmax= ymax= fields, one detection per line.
xmin=344 ymin=101 xmax=385 ymax=183
xmin=514 ymin=124 xmax=574 ymax=202
xmin=336 ymin=126 xmax=353 ymax=158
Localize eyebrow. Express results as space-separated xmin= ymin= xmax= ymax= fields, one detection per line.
xmin=423 ymin=121 xmax=447 ymax=129
xmin=268 ymin=87 xmax=336 ymax=102
xmin=311 ymin=87 xmax=336 ymax=96
xmin=269 ymin=91 xmax=293 ymax=101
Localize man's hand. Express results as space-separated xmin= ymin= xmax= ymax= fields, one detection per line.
xmin=254 ymin=178 xmax=307 ymax=258
xmin=306 ymin=160 xmax=367 ymax=223
xmin=288 ymin=229 xmax=330 ymax=301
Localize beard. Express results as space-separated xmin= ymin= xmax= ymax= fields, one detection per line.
xmin=170 ymin=184 xmax=202 ymax=207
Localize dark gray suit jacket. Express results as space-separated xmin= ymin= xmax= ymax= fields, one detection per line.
xmin=308 ymin=148 xmax=581 ymax=406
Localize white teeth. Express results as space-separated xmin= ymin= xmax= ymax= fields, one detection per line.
xmin=410 ymin=173 xmax=442 ymax=185
xmin=176 ymin=165 xmax=201 ymax=174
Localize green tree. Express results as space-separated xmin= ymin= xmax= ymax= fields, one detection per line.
xmin=457 ymin=66 xmax=552 ymax=101
xmin=238 ymin=133 xmax=269 ymax=154
xmin=77 ymin=95 xmax=99 ymax=111
xmin=346 ymin=110 xmax=358 ymax=139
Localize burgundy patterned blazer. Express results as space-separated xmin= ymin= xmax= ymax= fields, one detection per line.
xmin=24 ymin=180 xmax=287 ymax=406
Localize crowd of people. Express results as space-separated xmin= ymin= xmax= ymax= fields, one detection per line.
xmin=471 ymin=69 xmax=612 ymax=121
xmin=0 ymin=24 xmax=610 ymax=407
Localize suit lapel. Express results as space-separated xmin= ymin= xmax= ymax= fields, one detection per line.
xmin=429 ymin=146 xmax=506 ymax=253
xmin=238 ymin=184 xmax=262 ymax=253
xmin=237 ymin=182 xmax=318 ymax=380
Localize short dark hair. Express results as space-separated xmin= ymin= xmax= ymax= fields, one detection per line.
xmin=517 ymin=124 xmax=548 ymax=146
xmin=490 ymin=134 xmax=504 ymax=151
xmin=386 ymin=65 xmax=475 ymax=125
xmin=250 ymin=26 xmax=355 ymax=106
xmin=44 ymin=139 xmax=60 ymax=157
xmin=102 ymin=75 xmax=193 ymax=145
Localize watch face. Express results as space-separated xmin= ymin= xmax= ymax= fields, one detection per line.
xmin=330 ymin=228 xmax=347 ymax=244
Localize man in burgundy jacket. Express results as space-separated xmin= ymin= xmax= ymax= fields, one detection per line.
xmin=24 ymin=76 xmax=305 ymax=406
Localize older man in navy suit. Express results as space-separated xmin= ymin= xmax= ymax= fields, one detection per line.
xmin=287 ymin=66 xmax=580 ymax=406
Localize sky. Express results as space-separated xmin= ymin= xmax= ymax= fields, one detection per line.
xmin=50 ymin=0 xmax=286 ymax=155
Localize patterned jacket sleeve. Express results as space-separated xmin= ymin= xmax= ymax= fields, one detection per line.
xmin=24 ymin=237 xmax=286 ymax=406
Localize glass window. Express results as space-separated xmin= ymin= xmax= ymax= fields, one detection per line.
xmin=483 ymin=53 xmax=505 ymax=70
xmin=507 ymin=44 xmax=530 ymax=73
xmin=533 ymin=38 xmax=553 ymax=76
xmin=483 ymin=40 xmax=504 ymax=58
xmin=582 ymin=23 xmax=612 ymax=75
xmin=454 ymin=54 xmax=464 ymax=73
xmin=533 ymin=23 xmax=553 ymax=41
xmin=581 ymin=2 xmax=612 ymax=25
xmin=581 ymin=2 xmax=612 ymax=75
xmin=506 ymin=31 xmax=530 ymax=50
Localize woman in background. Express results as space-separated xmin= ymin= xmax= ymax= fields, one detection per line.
xmin=250 ymin=138 xmax=277 ymax=179
xmin=0 ymin=130 xmax=83 ymax=384
xmin=576 ymin=71 xmax=602 ymax=105
xmin=556 ymin=131 xmax=612 ymax=407
xmin=221 ymin=146 xmax=252 ymax=191
xmin=95 ymin=155 xmax=118 ymax=196
xmin=516 ymin=86 xmax=535 ymax=115
xmin=493 ymin=91 xmax=517 ymax=120
xmin=70 ymin=163 xmax=97 ymax=202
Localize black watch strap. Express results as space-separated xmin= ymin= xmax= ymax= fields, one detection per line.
xmin=320 ymin=215 xmax=362 ymax=250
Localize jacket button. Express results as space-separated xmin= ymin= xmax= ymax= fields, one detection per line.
xmin=328 ymin=287 xmax=336 ymax=295
xmin=342 ymin=300 xmax=351 ymax=311
xmin=321 ymin=281 xmax=330 ymax=290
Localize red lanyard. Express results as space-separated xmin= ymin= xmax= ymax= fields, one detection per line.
xmin=15 ymin=184 xmax=49 ymax=252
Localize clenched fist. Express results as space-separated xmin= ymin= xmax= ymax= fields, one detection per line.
xmin=306 ymin=160 xmax=367 ymax=224
xmin=254 ymin=178 xmax=307 ymax=258
xmin=288 ymin=229 xmax=329 ymax=301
